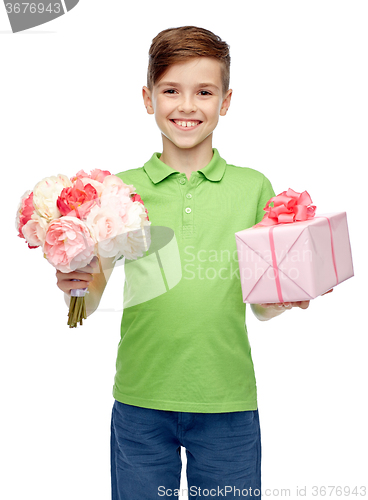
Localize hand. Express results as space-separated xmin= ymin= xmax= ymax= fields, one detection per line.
xmin=258 ymin=289 xmax=333 ymax=311
xmin=258 ymin=301 xmax=310 ymax=311
xmin=56 ymin=256 xmax=100 ymax=295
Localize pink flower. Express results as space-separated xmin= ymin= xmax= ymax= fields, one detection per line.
xmin=100 ymin=176 xmax=133 ymax=221
xmin=76 ymin=177 xmax=104 ymax=197
xmin=71 ymin=168 xmax=111 ymax=183
xmin=86 ymin=205 xmax=125 ymax=258
xmin=57 ymin=179 xmax=99 ymax=219
xmin=43 ymin=217 xmax=96 ymax=272
xmin=90 ymin=169 xmax=112 ymax=182
xmin=22 ymin=213 xmax=49 ymax=248
xmin=15 ymin=191 xmax=38 ymax=248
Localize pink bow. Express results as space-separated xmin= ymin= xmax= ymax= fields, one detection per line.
xmin=256 ymin=188 xmax=316 ymax=226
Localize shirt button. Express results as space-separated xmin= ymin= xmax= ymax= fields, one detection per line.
xmin=179 ymin=178 xmax=186 ymax=184
xmin=185 ymin=207 xmax=191 ymax=214
xmin=186 ymin=193 xmax=192 ymax=199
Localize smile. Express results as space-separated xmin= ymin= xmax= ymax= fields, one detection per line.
xmin=170 ymin=119 xmax=202 ymax=130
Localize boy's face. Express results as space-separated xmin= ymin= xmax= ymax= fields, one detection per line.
xmin=143 ymin=57 xmax=232 ymax=152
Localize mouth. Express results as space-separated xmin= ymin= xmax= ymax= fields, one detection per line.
xmin=170 ymin=119 xmax=202 ymax=130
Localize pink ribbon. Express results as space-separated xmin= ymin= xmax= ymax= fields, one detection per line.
xmin=255 ymin=188 xmax=316 ymax=227
xmin=315 ymin=216 xmax=339 ymax=285
xmin=268 ymin=226 xmax=284 ymax=302
xmin=254 ymin=189 xmax=338 ymax=302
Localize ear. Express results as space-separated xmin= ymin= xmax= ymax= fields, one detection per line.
xmin=219 ymin=89 xmax=233 ymax=116
xmin=142 ymin=86 xmax=154 ymax=115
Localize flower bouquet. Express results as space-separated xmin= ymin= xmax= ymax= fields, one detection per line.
xmin=16 ymin=169 xmax=151 ymax=327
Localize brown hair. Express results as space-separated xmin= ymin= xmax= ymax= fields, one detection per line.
xmin=147 ymin=26 xmax=230 ymax=95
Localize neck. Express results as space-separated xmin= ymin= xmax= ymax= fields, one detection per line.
xmin=159 ymin=135 xmax=214 ymax=180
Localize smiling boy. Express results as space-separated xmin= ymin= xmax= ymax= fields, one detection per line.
xmin=143 ymin=56 xmax=231 ymax=179
xmin=57 ymin=26 xmax=310 ymax=499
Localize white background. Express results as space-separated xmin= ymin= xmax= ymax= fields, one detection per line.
xmin=1 ymin=1 xmax=367 ymax=499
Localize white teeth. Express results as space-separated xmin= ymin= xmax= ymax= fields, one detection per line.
xmin=174 ymin=120 xmax=199 ymax=127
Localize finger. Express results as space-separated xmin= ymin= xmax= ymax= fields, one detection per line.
xmin=57 ymin=277 xmax=90 ymax=294
xmin=69 ymin=272 xmax=94 ymax=281
xmin=69 ymin=277 xmax=94 ymax=293
xmin=267 ymin=303 xmax=289 ymax=310
xmin=293 ymin=301 xmax=310 ymax=309
xmin=259 ymin=303 xmax=281 ymax=308
xmin=69 ymin=281 xmax=90 ymax=290
xmin=56 ymin=274 xmax=93 ymax=291
xmin=321 ymin=288 xmax=334 ymax=296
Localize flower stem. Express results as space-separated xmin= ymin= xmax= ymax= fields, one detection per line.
xmin=67 ymin=296 xmax=87 ymax=328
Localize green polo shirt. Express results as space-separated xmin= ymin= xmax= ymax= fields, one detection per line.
xmin=113 ymin=148 xmax=275 ymax=413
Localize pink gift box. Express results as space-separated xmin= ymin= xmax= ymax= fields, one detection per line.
xmin=235 ymin=212 xmax=354 ymax=304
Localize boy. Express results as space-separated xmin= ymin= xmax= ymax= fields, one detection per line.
xmin=57 ymin=26 xmax=310 ymax=499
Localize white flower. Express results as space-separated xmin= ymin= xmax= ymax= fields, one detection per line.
xmin=33 ymin=174 xmax=72 ymax=221
xmin=116 ymin=201 xmax=151 ymax=260
xmin=113 ymin=203 xmax=152 ymax=261
xmin=115 ymin=218 xmax=151 ymax=262
xmin=125 ymin=201 xmax=148 ymax=230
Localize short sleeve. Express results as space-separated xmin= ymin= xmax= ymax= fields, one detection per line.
xmin=256 ymin=175 xmax=276 ymax=224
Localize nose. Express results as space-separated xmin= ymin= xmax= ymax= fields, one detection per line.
xmin=177 ymin=94 xmax=197 ymax=114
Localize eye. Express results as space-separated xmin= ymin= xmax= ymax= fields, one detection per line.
xmin=198 ymin=90 xmax=212 ymax=96
xmin=163 ymin=89 xmax=177 ymax=94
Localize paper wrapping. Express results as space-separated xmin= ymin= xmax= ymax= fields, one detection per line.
xmin=235 ymin=212 xmax=354 ymax=303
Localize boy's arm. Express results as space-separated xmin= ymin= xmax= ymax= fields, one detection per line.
xmin=60 ymin=255 xmax=117 ymax=317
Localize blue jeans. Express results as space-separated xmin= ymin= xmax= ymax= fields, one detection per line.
xmin=110 ymin=400 xmax=262 ymax=499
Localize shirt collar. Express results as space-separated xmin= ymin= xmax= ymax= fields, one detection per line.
xmin=143 ymin=148 xmax=227 ymax=184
